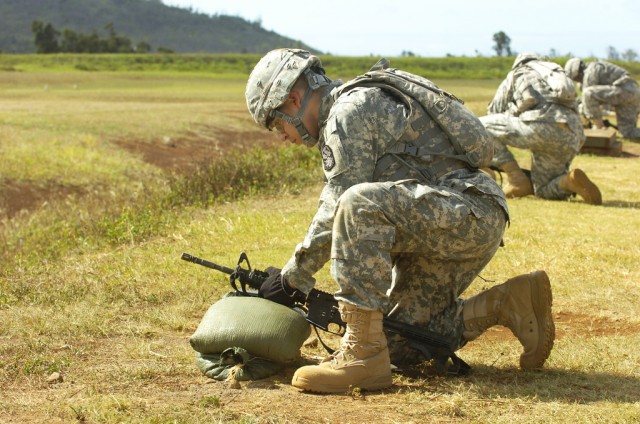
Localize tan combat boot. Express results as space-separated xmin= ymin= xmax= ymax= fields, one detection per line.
xmin=463 ymin=270 xmax=555 ymax=370
xmin=501 ymin=161 xmax=534 ymax=198
xmin=559 ymin=169 xmax=602 ymax=205
xmin=292 ymin=302 xmax=392 ymax=393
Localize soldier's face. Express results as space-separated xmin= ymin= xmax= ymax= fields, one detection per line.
xmin=270 ymin=99 xmax=306 ymax=145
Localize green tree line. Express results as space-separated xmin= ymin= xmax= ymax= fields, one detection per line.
xmin=31 ymin=20 xmax=159 ymax=54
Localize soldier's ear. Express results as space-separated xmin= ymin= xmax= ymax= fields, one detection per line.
xmin=286 ymin=89 xmax=303 ymax=108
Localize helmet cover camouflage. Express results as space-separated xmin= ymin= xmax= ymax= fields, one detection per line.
xmin=564 ymin=58 xmax=583 ymax=81
xmin=245 ymin=49 xmax=323 ymax=129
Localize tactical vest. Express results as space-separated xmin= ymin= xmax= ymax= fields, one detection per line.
xmin=331 ymin=59 xmax=493 ymax=182
xmin=524 ymin=61 xmax=577 ymax=108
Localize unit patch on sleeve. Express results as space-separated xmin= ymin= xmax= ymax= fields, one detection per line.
xmin=321 ymin=144 xmax=335 ymax=171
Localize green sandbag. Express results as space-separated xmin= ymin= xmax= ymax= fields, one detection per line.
xmin=189 ymin=295 xmax=311 ymax=363
xmin=195 ymin=348 xmax=284 ymax=381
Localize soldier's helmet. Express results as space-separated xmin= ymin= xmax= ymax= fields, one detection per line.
xmin=564 ymin=58 xmax=583 ymax=81
xmin=512 ymin=52 xmax=541 ymax=69
xmin=245 ymin=49 xmax=324 ymax=129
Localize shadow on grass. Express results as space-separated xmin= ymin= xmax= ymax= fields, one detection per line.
xmin=601 ymin=200 xmax=640 ymax=209
xmin=394 ymin=364 xmax=640 ymax=404
xmin=245 ymin=363 xmax=639 ymax=404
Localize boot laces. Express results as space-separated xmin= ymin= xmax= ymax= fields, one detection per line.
xmin=342 ymin=318 xmax=364 ymax=349
xmin=330 ymin=312 xmax=365 ymax=362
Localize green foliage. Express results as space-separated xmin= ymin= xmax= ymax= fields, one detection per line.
xmin=23 ymin=356 xmax=69 ymax=375
xmin=31 ymin=20 xmax=60 ymax=53
xmin=0 ymin=53 xmax=517 ymax=79
xmin=32 ymin=20 xmax=144 ymax=54
xmin=95 ymin=200 xmax=174 ymax=246
xmin=492 ymin=31 xmax=513 ymax=56
xmin=6 ymin=53 xmax=638 ymax=81
xmin=0 ymin=53 xmax=262 ymax=76
xmin=322 ymin=55 xmax=517 ymax=80
xmin=198 ymin=396 xmax=221 ymax=408
xmin=167 ymin=146 xmax=322 ymax=207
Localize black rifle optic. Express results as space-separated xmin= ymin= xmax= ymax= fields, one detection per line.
xmin=181 ymin=251 xmax=470 ymax=375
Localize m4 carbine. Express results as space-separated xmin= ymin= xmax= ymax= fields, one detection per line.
xmin=181 ymin=251 xmax=470 ymax=375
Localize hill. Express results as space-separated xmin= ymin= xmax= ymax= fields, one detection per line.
xmin=0 ymin=0 xmax=318 ymax=54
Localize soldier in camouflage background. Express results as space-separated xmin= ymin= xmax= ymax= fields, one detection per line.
xmin=565 ymin=57 xmax=640 ymax=139
xmin=481 ymin=53 xmax=602 ymax=205
xmin=245 ymin=49 xmax=555 ymax=393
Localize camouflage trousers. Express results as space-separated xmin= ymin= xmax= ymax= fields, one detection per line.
xmin=583 ymin=81 xmax=640 ymax=139
xmin=481 ymin=113 xmax=583 ymax=200
xmin=330 ymin=180 xmax=506 ymax=362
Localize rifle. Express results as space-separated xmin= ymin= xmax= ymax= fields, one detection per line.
xmin=181 ymin=252 xmax=268 ymax=294
xmin=181 ymin=252 xmax=345 ymax=335
xmin=181 ymin=251 xmax=470 ymax=375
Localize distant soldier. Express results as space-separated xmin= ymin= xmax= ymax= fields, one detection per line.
xmin=565 ymin=58 xmax=640 ymax=139
xmin=244 ymin=49 xmax=555 ymax=394
xmin=480 ymin=53 xmax=602 ymax=205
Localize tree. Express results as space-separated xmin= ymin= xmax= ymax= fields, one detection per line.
xmin=492 ymin=31 xmax=512 ymax=57
xmin=136 ymin=41 xmax=152 ymax=53
xmin=104 ymin=23 xmax=134 ymax=53
xmin=34 ymin=21 xmax=144 ymax=54
xmin=60 ymin=29 xmax=80 ymax=53
xmin=32 ymin=20 xmax=60 ymax=53
xmin=606 ymin=46 xmax=620 ymax=61
xmin=621 ymin=49 xmax=638 ymax=62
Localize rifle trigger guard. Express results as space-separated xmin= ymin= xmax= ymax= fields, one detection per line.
xmin=230 ymin=272 xmax=239 ymax=292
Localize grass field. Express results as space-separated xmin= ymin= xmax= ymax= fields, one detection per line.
xmin=1 ymin=55 xmax=640 ymax=423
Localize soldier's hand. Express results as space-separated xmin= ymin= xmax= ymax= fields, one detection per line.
xmin=258 ymin=267 xmax=306 ymax=307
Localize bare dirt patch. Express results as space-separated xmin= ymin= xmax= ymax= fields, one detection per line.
xmin=0 ymin=125 xmax=277 ymax=220
xmin=112 ymin=124 xmax=277 ymax=174
xmin=0 ymin=180 xmax=86 ymax=219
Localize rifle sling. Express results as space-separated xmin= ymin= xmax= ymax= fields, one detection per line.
xmin=313 ymin=325 xmax=338 ymax=356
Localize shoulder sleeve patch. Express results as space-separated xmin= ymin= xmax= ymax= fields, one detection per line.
xmin=320 ymin=118 xmax=348 ymax=181
xmin=321 ymin=144 xmax=335 ymax=171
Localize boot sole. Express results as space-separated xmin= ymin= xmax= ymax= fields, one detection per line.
xmin=520 ymin=270 xmax=555 ymax=370
xmin=570 ymin=169 xmax=602 ymax=205
xmin=292 ymin=374 xmax=393 ymax=394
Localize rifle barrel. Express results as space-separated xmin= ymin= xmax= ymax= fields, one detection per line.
xmin=181 ymin=253 xmax=235 ymax=275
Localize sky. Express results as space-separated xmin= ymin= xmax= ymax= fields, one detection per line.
xmin=162 ymin=0 xmax=639 ymax=59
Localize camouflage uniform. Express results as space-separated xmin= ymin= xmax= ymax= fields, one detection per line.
xmin=581 ymin=60 xmax=640 ymax=139
xmin=281 ymin=84 xmax=509 ymax=358
xmin=480 ymin=61 xmax=585 ymax=200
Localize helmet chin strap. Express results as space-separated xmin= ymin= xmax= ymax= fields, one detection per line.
xmin=269 ymin=68 xmax=330 ymax=147
xmin=289 ymin=85 xmax=318 ymax=146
